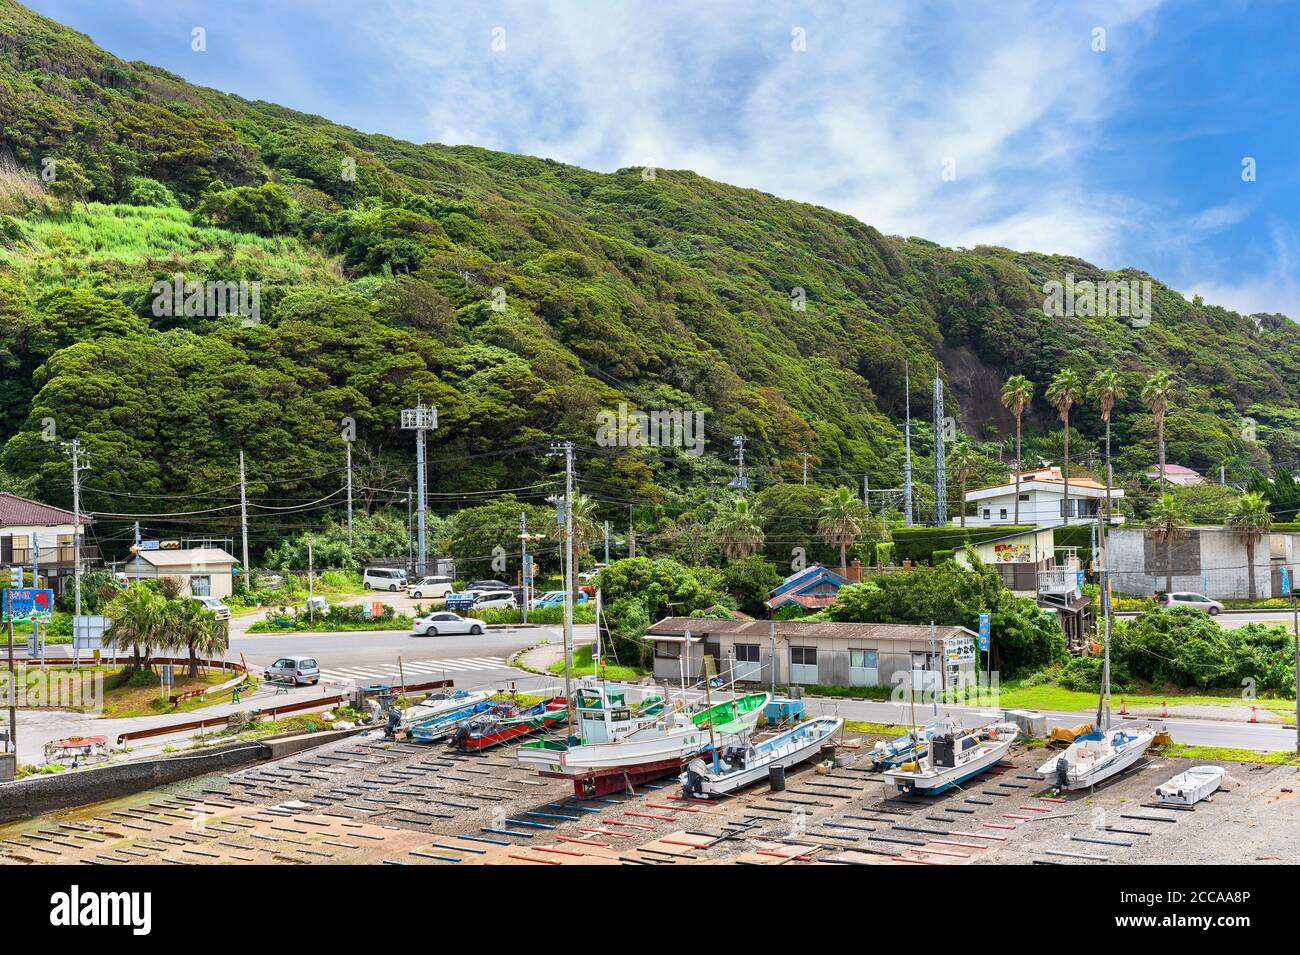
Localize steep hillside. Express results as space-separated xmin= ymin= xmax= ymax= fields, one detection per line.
xmin=0 ymin=0 xmax=1296 ymax=532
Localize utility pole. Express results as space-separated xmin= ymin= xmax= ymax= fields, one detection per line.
xmin=863 ymin=474 xmax=870 ymax=511
xmin=6 ymin=565 xmax=17 ymax=753
xmin=1097 ymin=566 xmax=1113 ymax=732
xmin=603 ymin=520 xmax=610 ymax=565
xmin=801 ymin=452 xmax=810 ymax=486
xmin=29 ymin=532 xmax=40 ymax=662
xmin=731 ymin=435 xmax=748 ymax=495
xmin=933 ymin=375 xmax=946 ymax=527
xmin=345 ymin=440 xmax=354 ymax=548
xmin=520 ymin=511 xmax=529 ymax=625
xmin=627 ymin=505 xmax=636 ymax=559
xmin=903 ymin=362 xmax=913 ymax=527
xmin=307 ymin=538 xmax=315 ymax=625
xmin=406 ymin=489 xmax=413 ymax=575
xmin=238 ymin=450 xmax=251 ymax=592
xmin=550 ymin=441 xmax=576 ymax=734
xmin=63 ymin=439 xmax=88 ymax=664
xmin=400 ymin=403 xmax=438 ymax=576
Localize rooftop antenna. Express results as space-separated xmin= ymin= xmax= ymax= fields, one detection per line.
xmin=933 ymin=374 xmax=947 ymax=526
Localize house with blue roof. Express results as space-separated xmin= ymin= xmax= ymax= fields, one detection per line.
xmin=766 ymin=563 xmax=852 ymax=614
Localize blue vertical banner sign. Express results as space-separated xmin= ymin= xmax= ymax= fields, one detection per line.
xmin=977 ymin=613 xmax=991 ymax=651
xmin=1281 ymin=566 xmax=1291 ymax=596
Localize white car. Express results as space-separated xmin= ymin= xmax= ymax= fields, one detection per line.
xmin=470 ymin=589 xmax=517 ymax=610
xmin=363 ymin=567 xmax=408 ymax=591
xmin=411 ymin=612 xmax=485 ymax=637
xmin=192 ymin=596 xmax=231 ymax=620
xmin=408 ymin=575 xmax=455 ymax=600
xmin=1160 ymin=592 xmax=1223 ymax=615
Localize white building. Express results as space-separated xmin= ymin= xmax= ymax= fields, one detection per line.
xmin=1145 ymin=463 xmax=1206 ymax=486
xmin=962 ymin=467 xmax=1124 ymax=527
xmin=121 ymin=547 xmax=238 ymax=599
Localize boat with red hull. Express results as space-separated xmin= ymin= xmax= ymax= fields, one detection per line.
xmin=449 ymin=697 xmax=568 ymax=751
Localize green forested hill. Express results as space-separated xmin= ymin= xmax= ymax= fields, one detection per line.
xmin=0 ymin=0 xmax=1297 ymax=542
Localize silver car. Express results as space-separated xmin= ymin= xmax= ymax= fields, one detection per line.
xmin=1160 ymin=592 xmax=1224 ymax=615
xmin=411 ymin=612 xmax=485 ymax=637
xmin=262 ymin=655 xmax=320 ymax=686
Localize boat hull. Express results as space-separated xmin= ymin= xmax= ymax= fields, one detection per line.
xmin=1036 ymin=729 xmax=1155 ymax=790
xmin=692 ymin=717 xmax=843 ymax=797
xmin=1154 ymin=765 xmax=1223 ymax=806
xmin=540 ymin=755 xmax=696 ymax=798
xmin=884 ymin=735 xmax=1014 ymax=795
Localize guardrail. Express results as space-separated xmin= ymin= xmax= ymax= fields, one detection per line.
xmin=115 ymin=677 xmax=454 ymax=745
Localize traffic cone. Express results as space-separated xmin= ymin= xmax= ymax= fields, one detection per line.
xmin=1249 ymin=706 xmax=1258 ymax=724
xmin=1119 ymin=698 xmax=1128 ymax=715
xmin=1161 ymin=700 xmax=1168 ymax=718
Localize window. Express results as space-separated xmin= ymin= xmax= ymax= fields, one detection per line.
xmin=300 ymin=659 xmax=316 ymax=669
xmin=982 ymin=509 xmax=991 ymax=519
xmin=191 ymin=575 xmax=211 ymax=596
xmin=655 ymin=641 xmax=683 ymax=660
xmin=850 ymin=649 xmax=877 ymax=670
xmin=999 ymin=508 xmax=1008 ymax=520
xmin=1018 ymin=493 xmax=1029 ymax=501
xmin=732 ymin=643 xmax=762 ymax=681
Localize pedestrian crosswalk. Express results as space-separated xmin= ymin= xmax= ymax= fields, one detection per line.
xmin=316 ymin=656 xmax=513 ymax=685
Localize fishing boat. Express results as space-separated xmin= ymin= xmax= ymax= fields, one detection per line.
xmin=883 ymin=719 xmax=1019 ymax=795
xmin=869 ymin=720 xmax=939 ymax=771
xmin=681 ymin=716 xmax=843 ymax=798
xmin=402 ymin=689 xmax=489 ymax=727
xmin=518 ymin=690 xmax=770 ymax=797
xmin=449 ymin=696 xmax=568 ymax=751
xmin=409 ymin=697 xmax=500 ymax=743
xmin=1154 ymin=765 xmax=1224 ymax=806
xmin=1036 ymin=725 xmax=1156 ymax=791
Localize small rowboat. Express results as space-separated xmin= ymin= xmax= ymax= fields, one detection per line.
xmin=409 ymin=698 xmax=499 ymax=743
xmin=449 ymin=697 xmax=568 ymax=751
xmin=402 ymin=689 xmax=489 ymax=727
xmin=1154 ymin=765 xmax=1223 ymax=806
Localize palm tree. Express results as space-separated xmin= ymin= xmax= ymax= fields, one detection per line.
xmin=1089 ymin=369 xmax=1125 ymax=524
xmin=1141 ymin=370 xmax=1174 ymax=487
xmin=817 ymin=486 xmax=870 ymax=574
xmin=1227 ymin=492 xmax=1272 ymax=602
xmin=1000 ymin=375 xmax=1034 ymax=524
xmin=1145 ymin=494 xmax=1187 ymax=595
xmin=104 ymin=583 xmax=166 ymax=672
xmin=1046 ymin=369 xmax=1085 ymax=525
xmin=548 ymin=491 xmax=601 ymax=595
xmin=948 ymin=444 xmax=979 ymax=528
xmin=713 ymin=497 xmax=764 ymax=559
xmin=168 ymin=598 xmax=221 ymax=678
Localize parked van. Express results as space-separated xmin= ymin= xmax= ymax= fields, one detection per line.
xmin=363 ymin=567 xmax=407 ymax=591
xmin=409 ymin=576 xmax=454 ymax=600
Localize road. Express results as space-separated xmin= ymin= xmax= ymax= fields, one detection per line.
xmin=804 ymin=695 xmax=1299 ymax=752
xmin=1117 ymin=609 xmax=1300 ymax=630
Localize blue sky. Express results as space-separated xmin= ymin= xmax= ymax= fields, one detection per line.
xmin=28 ymin=0 xmax=1300 ymax=318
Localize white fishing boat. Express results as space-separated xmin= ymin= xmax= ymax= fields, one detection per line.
xmin=883 ymin=719 xmax=1019 ymax=795
xmin=680 ymin=716 xmax=843 ymax=798
xmin=1154 ymin=764 xmax=1224 ymax=806
xmin=1036 ymin=725 xmax=1156 ymax=791
xmin=518 ymin=688 xmax=770 ymax=797
xmin=401 ymin=689 xmax=489 ymax=727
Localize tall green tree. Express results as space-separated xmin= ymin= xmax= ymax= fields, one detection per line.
xmin=1000 ymin=375 xmax=1034 ymax=525
xmin=1046 ymin=369 xmax=1084 ymax=526
xmin=1089 ymin=369 xmax=1125 ymax=525
xmin=712 ymin=497 xmax=764 ymax=559
xmin=1145 ymin=493 xmax=1187 ymax=595
xmin=817 ymin=486 xmax=870 ymax=575
xmin=1227 ymin=491 xmax=1272 ymax=602
xmin=1142 ymin=370 xmax=1174 ymax=487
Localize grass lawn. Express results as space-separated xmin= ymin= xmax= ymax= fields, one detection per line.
xmin=996 ymin=681 xmax=1296 ymax=717
xmin=1157 ymin=743 xmax=1300 ymax=766
xmin=546 ymin=645 xmax=649 ymax=682
xmin=8 ymin=666 xmax=248 ymax=718
xmin=843 ymin=719 xmax=907 ymax=736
